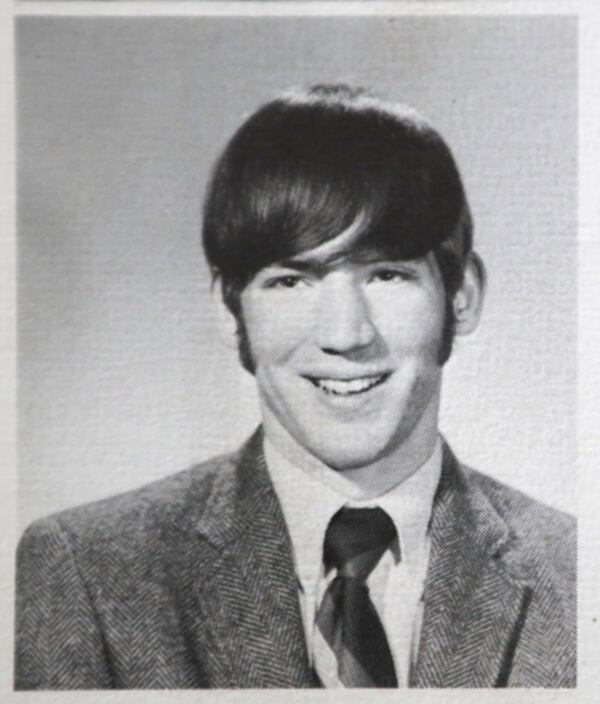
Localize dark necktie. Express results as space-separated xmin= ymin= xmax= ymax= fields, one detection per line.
xmin=313 ymin=506 xmax=398 ymax=688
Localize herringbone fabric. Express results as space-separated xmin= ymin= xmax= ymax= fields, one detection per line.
xmin=314 ymin=507 xmax=398 ymax=688
xmin=15 ymin=430 xmax=577 ymax=689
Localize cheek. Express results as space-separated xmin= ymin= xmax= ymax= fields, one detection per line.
xmin=241 ymin=295 xmax=313 ymax=366
xmin=370 ymin=291 xmax=446 ymax=357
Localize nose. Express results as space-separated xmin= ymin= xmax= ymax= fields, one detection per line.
xmin=315 ymin=274 xmax=376 ymax=354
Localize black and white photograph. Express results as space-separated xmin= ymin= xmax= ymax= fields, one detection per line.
xmin=5 ymin=5 xmax=594 ymax=695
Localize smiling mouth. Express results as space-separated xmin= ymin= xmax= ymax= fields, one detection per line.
xmin=306 ymin=373 xmax=390 ymax=396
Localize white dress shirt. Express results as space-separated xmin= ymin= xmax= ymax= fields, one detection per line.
xmin=264 ymin=436 xmax=442 ymax=687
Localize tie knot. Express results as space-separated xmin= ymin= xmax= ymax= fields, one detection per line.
xmin=323 ymin=507 xmax=397 ymax=580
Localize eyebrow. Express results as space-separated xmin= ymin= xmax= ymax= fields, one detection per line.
xmin=274 ymin=250 xmax=420 ymax=273
xmin=274 ymin=257 xmax=332 ymax=275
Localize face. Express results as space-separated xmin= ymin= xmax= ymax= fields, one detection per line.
xmin=238 ymin=237 xmax=449 ymax=471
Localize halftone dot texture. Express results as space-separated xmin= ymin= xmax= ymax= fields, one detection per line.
xmin=314 ymin=507 xmax=398 ymax=687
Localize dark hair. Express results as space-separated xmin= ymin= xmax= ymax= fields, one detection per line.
xmin=202 ymin=84 xmax=473 ymax=367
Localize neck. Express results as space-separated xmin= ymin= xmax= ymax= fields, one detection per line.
xmin=261 ymin=398 xmax=441 ymax=500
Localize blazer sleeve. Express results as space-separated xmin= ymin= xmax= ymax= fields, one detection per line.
xmin=15 ymin=518 xmax=113 ymax=689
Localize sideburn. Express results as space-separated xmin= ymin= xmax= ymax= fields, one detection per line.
xmin=235 ymin=313 xmax=257 ymax=374
xmin=438 ymin=295 xmax=457 ymax=365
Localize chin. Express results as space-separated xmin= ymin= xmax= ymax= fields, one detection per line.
xmin=295 ymin=412 xmax=422 ymax=470
xmin=303 ymin=436 xmax=393 ymax=471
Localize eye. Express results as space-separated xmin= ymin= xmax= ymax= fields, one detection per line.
xmin=369 ymin=268 xmax=413 ymax=283
xmin=264 ymin=274 xmax=306 ymax=289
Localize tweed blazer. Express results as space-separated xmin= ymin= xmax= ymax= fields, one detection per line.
xmin=15 ymin=430 xmax=576 ymax=689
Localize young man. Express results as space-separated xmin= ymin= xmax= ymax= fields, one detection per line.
xmin=16 ymin=84 xmax=575 ymax=689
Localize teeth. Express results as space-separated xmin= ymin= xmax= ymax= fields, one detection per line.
xmin=313 ymin=375 xmax=386 ymax=396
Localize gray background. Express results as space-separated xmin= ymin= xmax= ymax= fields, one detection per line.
xmin=17 ymin=16 xmax=577 ymax=530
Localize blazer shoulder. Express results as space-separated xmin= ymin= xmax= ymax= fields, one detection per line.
xmin=18 ymin=447 xmax=242 ymax=554
xmin=460 ymin=465 xmax=576 ymax=594
xmin=463 ymin=465 xmax=575 ymax=536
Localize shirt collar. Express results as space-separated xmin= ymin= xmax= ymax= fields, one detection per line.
xmin=264 ymin=436 xmax=442 ymax=586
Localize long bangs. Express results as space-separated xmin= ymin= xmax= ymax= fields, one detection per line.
xmin=202 ymin=93 xmax=469 ymax=290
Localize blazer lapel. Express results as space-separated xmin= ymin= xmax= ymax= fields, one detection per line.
xmin=413 ymin=444 xmax=534 ymax=688
xmin=180 ymin=434 xmax=540 ymax=688
xmin=190 ymin=430 xmax=313 ymax=688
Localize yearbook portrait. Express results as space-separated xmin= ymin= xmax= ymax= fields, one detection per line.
xmin=15 ymin=14 xmax=576 ymax=689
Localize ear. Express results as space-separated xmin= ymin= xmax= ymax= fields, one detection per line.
xmin=211 ymin=278 xmax=239 ymax=349
xmin=453 ymin=252 xmax=486 ymax=336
